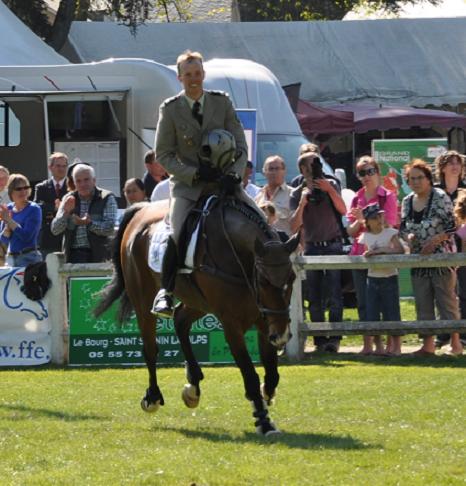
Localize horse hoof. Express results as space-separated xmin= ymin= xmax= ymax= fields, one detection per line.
xmin=181 ymin=384 xmax=200 ymax=408
xmin=140 ymin=398 xmax=161 ymax=413
xmin=256 ymin=420 xmax=281 ymax=436
xmin=260 ymin=383 xmax=275 ymax=406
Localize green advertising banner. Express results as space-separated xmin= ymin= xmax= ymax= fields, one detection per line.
xmin=372 ymin=138 xmax=448 ymax=203
xmin=68 ymin=277 xmax=259 ymax=366
xmin=372 ymin=138 xmax=448 ymax=297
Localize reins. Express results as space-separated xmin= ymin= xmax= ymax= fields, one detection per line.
xmin=218 ymin=197 xmax=290 ymax=319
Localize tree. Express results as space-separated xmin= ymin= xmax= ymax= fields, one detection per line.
xmin=237 ymin=0 xmax=439 ymax=21
xmin=4 ymin=0 xmax=191 ymax=51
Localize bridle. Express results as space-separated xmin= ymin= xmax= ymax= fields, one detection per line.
xmin=218 ymin=200 xmax=293 ymax=320
xmin=253 ymin=247 xmax=294 ymax=319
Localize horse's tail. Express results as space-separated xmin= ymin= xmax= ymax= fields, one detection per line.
xmin=94 ymin=203 xmax=147 ymax=322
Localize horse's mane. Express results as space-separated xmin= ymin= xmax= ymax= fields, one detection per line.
xmin=222 ymin=197 xmax=276 ymax=240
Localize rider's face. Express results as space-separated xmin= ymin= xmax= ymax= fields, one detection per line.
xmin=178 ymin=60 xmax=205 ymax=99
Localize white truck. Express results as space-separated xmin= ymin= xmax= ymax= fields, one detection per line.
xmin=0 ymin=57 xmax=317 ymax=200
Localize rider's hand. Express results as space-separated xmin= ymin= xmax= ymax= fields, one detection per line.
xmin=220 ymin=172 xmax=241 ymax=195
xmin=197 ymin=163 xmax=221 ymax=183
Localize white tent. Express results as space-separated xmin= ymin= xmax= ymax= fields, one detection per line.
xmin=0 ymin=1 xmax=68 ymax=65
xmin=66 ymin=17 xmax=466 ymax=107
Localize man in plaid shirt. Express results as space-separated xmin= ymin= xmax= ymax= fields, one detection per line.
xmin=51 ymin=164 xmax=117 ymax=263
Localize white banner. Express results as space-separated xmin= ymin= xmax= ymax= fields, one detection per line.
xmin=0 ymin=267 xmax=51 ymax=366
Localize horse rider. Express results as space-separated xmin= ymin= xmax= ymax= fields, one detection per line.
xmin=151 ymin=49 xmax=253 ymax=317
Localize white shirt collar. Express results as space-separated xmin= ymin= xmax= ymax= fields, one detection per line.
xmin=52 ymin=177 xmax=66 ymax=187
xmin=184 ymin=92 xmax=205 ymax=112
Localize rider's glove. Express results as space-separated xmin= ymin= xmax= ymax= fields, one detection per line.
xmin=220 ymin=172 xmax=241 ymax=195
xmin=197 ymin=162 xmax=221 ymax=183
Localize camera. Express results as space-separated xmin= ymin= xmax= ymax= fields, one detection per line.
xmin=310 ymin=158 xmax=323 ymax=179
xmin=306 ymin=157 xmax=325 ymax=204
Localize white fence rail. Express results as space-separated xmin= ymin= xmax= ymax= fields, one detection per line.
xmin=288 ymin=253 xmax=466 ymax=361
xmin=47 ymin=252 xmax=466 ymax=364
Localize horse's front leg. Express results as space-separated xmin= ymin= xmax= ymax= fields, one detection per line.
xmin=174 ymin=305 xmax=205 ymax=408
xmin=223 ymin=324 xmax=280 ymax=436
xmin=257 ymin=330 xmax=279 ymax=406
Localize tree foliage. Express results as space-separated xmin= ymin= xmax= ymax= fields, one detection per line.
xmin=5 ymin=0 xmax=191 ymax=50
xmin=237 ymin=0 xmax=439 ymax=21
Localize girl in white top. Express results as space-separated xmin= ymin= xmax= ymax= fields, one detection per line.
xmin=359 ymin=203 xmax=405 ymax=356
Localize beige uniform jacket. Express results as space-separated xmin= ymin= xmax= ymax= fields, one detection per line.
xmin=155 ymin=90 xmax=248 ymax=202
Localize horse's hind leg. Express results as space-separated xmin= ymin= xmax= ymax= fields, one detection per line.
xmin=138 ymin=311 xmax=165 ymax=412
xmin=258 ymin=331 xmax=279 ymax=406
xmin=223 ymin=324 xmax=280 ymax=436
xmin=174 ymin=305 xmax=205 ymax=408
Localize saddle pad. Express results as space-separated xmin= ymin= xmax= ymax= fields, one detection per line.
xmin=148 ymin=196 xmax=218 ymax=273
xmin=148 ymin=219 xmax=171 ymax=273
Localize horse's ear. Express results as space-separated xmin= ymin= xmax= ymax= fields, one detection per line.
xmin=284 ymin=231 xmax=300 ymax=254
xmin=254 ymin=238 xmax=266 ymax=257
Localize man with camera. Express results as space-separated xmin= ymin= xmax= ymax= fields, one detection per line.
xmin=290 ymin=151 xmax=347 ymax=352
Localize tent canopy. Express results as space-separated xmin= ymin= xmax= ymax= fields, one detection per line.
xmin=329 ymin=103 xmax=466 ymax=132
xmin=0 ymin=2 xmax=68 ymax=65
xmin=297 ymin=100 xmax=466 ymax=136
xmin=297 ymin=99 xmax=354 ymax=135
xmin=66 ymin=17 xmax=466 ymax=106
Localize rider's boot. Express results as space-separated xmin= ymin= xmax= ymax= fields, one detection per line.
xmin=151 ymin=237 xmax=177 ymax=318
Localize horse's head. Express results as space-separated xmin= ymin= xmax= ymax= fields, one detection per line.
xmin=254 ymin=233 xmax=300 ymax=349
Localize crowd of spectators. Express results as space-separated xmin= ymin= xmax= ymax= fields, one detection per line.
xmin=0 ymin=142 xmax=465 ymax=357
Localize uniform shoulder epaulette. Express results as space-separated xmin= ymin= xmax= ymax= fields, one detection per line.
xmin=162 ymin=94 xmax=182 ymax=106
xmin=207 ymin=90 xmax=228 ymax=97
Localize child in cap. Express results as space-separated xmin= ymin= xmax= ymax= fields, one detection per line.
xmin=359 ymin=203 xmax=405 ymax=355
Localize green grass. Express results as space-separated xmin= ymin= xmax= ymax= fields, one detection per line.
xmin=1 ymin=359 xmax=465 ymax=485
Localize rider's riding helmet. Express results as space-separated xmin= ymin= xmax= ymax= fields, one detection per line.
xmin=199 ymin=129 xmax=237 ymax=172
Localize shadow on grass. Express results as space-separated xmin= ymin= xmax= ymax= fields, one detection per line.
xmin=157 ymin=425 xmax=377 ymax=450
xmin=281 ymin=353 xmax=466 ymax=369
xmin=0 ymin=403 xmax=107 ymax=421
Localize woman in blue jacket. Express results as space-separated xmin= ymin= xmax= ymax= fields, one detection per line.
xmin=0 ymin=173 xmax=42 ymax=267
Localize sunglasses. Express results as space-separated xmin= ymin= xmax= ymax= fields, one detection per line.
xmin=13 ymin=186 xmax=31 ymax=192
xmin=357 ymin=167 xmax=377 ymax=177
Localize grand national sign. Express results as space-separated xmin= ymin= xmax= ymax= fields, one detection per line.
xmin=0 ymin=267 xmax=51 ymax=366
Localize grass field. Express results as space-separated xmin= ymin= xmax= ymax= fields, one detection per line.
xmin=1 ymin=355 xmax=465 ymax=485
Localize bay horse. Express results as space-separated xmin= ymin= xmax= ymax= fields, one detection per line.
xmin=95 ymin=194 xmax=299 ymax=435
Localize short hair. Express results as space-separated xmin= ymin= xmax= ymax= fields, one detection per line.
xmin=144 ymin=150 xmax=155 ymax=165
xmin=176 ymin=50 xmax=203 ymax=75
xmin=124 ymin=177 xmax=145 ymax=192
xmin=297 ymin=151 xmax=320 ymax=169
xmin=263 ymin=155 xmax=285 ymax=173
xmin=49 ymin=152 xmax=68 ymax=166
xmin=434 ymin=150 xmax=465 ymax=185
xmin=404 ymin=158 xmax=433 ymax=185
xmin=7 ymin=173 xmax=31 ymax=198
xmin=72 ymin=163 xmax=95 ymax=179
xmin=0 ymin=165 xmax=10 ymax=178
xmin=299 ymin=142 xmax=320 ymax=156
xmin=356 ymin=155 xmax=381 ymax=174
xmin=259 ymin=201 xmax=276 ymax=216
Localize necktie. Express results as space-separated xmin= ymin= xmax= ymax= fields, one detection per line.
xmin=55 ymin=183 xmax=61 ymax=197
xmin=192 ymin=101 xmax=203 ymax=126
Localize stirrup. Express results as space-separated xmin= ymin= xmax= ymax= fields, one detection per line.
xmin=151 ymin=289 xmax=174 ymax=318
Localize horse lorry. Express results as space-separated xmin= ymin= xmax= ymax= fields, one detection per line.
xmin=0 ymin=57 xmax=314 ymax=202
